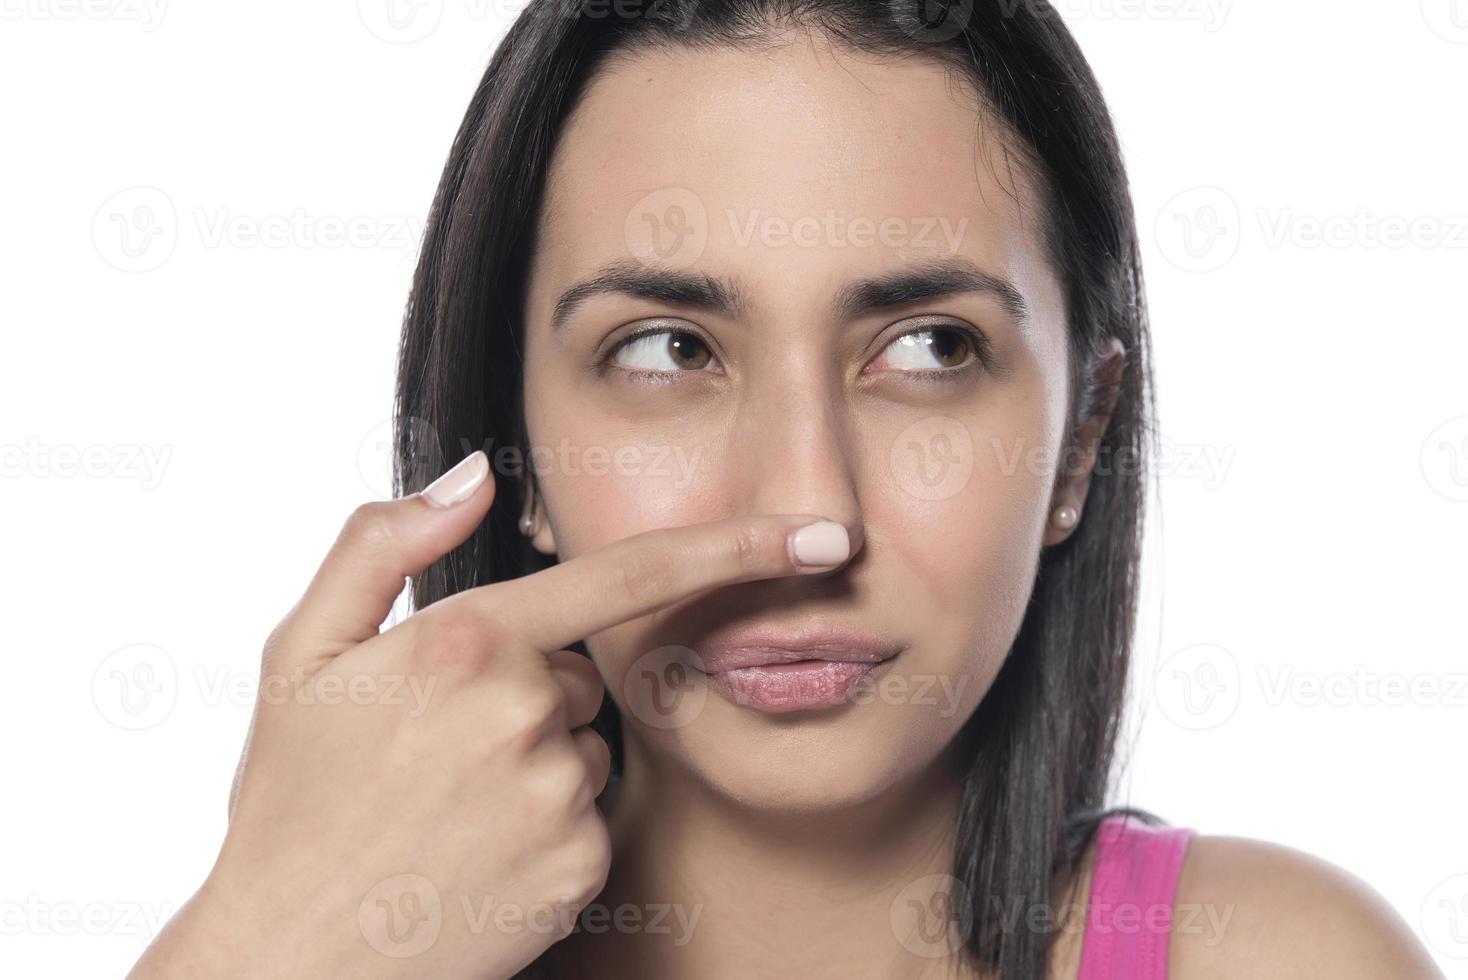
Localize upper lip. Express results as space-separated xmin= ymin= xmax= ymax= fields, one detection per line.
xmin=691 ymin=623 xmax=905 ymax=673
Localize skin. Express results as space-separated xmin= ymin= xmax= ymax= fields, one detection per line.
xmin=128 ymin=469 xmax=864 ymax=979
xmin=522 ymin=33 xmax=1072 ymax=815
xmin=517 ymin=29 xmax=1443 ymax=980
xmin=517 ymin=33 xmax=1077 ymax=977
xmin=128 ymin=26 xmax=1443 ymax=980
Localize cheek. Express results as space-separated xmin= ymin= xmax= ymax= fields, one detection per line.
xmin=872 ymin=403 xmax=1056 ymax=604
xmin=523 ymin=339 xmax=732 ymax=559
xmin=532 ymin=433 xmax=712 ymax=557
xmin=848 ymin=410 xmax=1055 ymax=762
xmin=526 ymin=427 xmax=726 ymax=716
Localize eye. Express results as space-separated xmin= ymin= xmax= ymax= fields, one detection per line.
xmin=608 ymin=327 xmax=720 ymax=374
xmin=866 ymin=325 xmax=982 ymax=375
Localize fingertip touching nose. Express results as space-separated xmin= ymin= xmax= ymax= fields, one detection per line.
xmin=733 ymin=382 xmax=867 ymax=567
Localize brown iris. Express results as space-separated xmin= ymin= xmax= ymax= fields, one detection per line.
xmin=665 ymin=331 xmax=712 ymax=370
xmin=924 ymin=328 xmax=970 ymax=367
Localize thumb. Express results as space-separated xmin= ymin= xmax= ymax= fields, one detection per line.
xmin=272 ymin=449 xmax=495 ymax=667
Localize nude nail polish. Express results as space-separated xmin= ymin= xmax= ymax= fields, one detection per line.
xmin=790 ymin=521 xmax=850 ymax=568
xmin=422 ymin=451 xmax=489 ymax=508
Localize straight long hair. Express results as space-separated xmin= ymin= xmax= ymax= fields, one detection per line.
xmin=393 ymin=1 xmax=1160 ymax=975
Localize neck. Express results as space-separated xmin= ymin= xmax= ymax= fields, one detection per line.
xmin=560 ymin=730 xmax=984 ymax=980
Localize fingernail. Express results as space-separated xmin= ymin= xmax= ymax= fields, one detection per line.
xmin=789 ymin=521 xmax=850 ymax=568
xmin=422 ymin=451 xmax=489 ymax=508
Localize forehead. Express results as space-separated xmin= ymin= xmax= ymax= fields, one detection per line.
xmin=530 ymin=33 xmax=1055 ymax=321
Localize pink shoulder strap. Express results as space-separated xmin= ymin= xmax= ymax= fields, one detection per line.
xmin=1075 ymin=814 xmax=1197 ymax=980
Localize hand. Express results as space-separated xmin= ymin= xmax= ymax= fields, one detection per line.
xmin=128 ymin=449 xmax=851 ymax=980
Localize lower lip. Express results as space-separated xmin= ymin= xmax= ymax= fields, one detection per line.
xmin=704 ymin=660 xmax=880 ymax=713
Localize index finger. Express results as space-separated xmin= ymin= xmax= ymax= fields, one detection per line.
xmin=453 ymin=515 xmax=852 ymax=653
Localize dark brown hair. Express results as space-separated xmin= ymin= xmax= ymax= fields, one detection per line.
xmin=393 ymin=1 xmax=1160 ymax=975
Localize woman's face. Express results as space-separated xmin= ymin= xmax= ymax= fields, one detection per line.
xmin=521 ymin=33 xmax=1073 ymax=810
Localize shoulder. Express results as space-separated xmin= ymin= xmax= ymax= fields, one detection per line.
xmin=1168 ymin=832 xmax=1444 ymax=980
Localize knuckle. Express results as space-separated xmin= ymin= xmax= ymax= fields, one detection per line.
xmin=342 ymin=501 xmax=398 ymax=557
xmin=443 ymin=601 xmax=516 ymax=654
xmin=261 ymin=614 xmax=295 ymax=663
xmin=618 ymin=546 xmax=678 ymax=605
xmin=560 ymin=818 xmax=613 ymax=906
xmin=412 ymin=609 xmax=499 ymax=673
xmin=260 ymin=613 xmax=308 ymax=686
xmin=730 ymin=522 xmax=765 ymax=572
xmin=501 ymin=682 xmax=565 ymax=744
xmin=535 ymin=752 xmax=587 ymax=811
xmin=575 ymin=727 xmax=611 ymax=775
xmin=556 ymin=649 xmax=604 ymax=693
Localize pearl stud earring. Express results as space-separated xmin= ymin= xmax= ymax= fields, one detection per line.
xmin=519 ymin=514 xmax=537 ymax=536
xmin=1051 ymin=505 xmax=1078 ymax=530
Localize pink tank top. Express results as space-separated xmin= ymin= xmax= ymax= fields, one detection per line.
xmin=1075 ymin=814 xmax=1196 ymax=980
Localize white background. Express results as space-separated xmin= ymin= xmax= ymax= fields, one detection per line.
xmin=2 ymin=1 xmax=1465 ymax=976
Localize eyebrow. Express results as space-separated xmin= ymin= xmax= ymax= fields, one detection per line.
xmin=549 ymin=256 xmax=1031 ymax=332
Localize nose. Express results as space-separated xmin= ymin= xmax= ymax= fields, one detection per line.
xmin=729 ymin=366 xmax=865 ymax=561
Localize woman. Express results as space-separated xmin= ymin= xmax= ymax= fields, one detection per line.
xmin=130 ymin=0 xmax=1443 ymax=977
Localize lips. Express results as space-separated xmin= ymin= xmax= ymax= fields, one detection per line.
xmin=694 ymin=623 xmax=904 ymax=671
xmin=690 ymin=624 xmax=905 ymax=712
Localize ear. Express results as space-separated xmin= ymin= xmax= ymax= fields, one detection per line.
xmin=1043 ymin=336 xmax=1127 ymax=546
xmin=529 ymin=508 xmax=557 ymax=556
xmin=520 ymin=481 xmax=558 ymax=556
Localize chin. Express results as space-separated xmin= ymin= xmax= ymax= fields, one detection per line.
xmin=636 ymin=700 xmax=954 ymax=814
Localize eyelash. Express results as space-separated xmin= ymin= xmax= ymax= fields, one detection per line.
xmin=598 ymin=322 xmax=991 ymax=383
xmin=878 ymin=323 xmax=993 ymax=382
